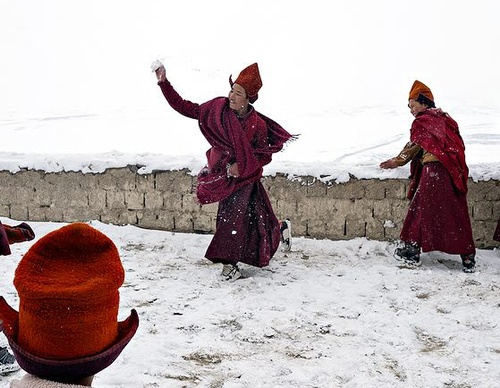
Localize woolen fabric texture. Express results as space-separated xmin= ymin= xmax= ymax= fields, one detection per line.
xmin=410 ymin=108 xmax=468 ymax=195
xmin=205 ymin=182 xmax=281 ymax=267
xmin=10 ymin=373 xmax=89 ymax=387
xmin=0 ymin=222 xmax=35 ymax=256
xmin=409 ymin=80 xmax=434 ymax=102
xmin=4 ymin=223 xmax=35 ymax=244
xmin=0 ymin=301 xmax=138 ymax=382
xmin=0 ymin=222 xmax=139 ymax=381
xmin=0 ymin=221 xmax=11 ymax=256
xmin=400 ymin=162 xmax=475 ymax=255
xmin=197 ymin=97 xmax=292 ymax=204
xmin=13 ymin=223 xmax=124 ymax=360
xmin=229 ymin=62 xmax=262 ymax=103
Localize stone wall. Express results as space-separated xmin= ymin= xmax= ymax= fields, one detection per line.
xmin=0 ymin=167 xmax=498 ymax=248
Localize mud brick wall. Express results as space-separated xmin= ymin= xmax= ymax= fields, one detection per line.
xmin=0 ymin=167 xmax=498 ymax=248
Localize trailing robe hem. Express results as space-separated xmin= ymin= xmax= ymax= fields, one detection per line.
xmin=400 ymin=162 xmax=475 ymax=255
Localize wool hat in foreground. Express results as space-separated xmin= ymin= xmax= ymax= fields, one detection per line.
xmin=0 ymin=222 xmax=138 ymax=381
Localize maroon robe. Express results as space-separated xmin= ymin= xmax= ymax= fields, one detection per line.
xmin=0 ymin=222 xmax=10 ymax=255
xmin=0 ymin=221 xmax=35 ymax=256
xmin=400 ymin=108 xmax=475 ymax=255
xmin=158 ymin=80 xmax=293 ymax=267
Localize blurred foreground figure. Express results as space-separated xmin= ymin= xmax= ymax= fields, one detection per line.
xmin=0 ymin=223 xmax=139 ymax=387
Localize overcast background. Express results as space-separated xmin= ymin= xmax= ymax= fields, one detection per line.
xmin=0 ymin=0 xmax=498 ymax=182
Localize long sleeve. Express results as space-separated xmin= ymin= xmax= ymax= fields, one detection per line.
xmin=157 ymin=79 xmax=200 ymax=119
xmin=392 ymin=141 xmax=422 ymax=166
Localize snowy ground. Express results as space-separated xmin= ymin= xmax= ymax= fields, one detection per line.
xmin=1 ymin=219 xmax=499 ymax=387
xmin=1 ymin=2 xmax=500 ymax=386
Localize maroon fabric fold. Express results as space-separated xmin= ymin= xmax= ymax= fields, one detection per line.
xmin=196 ymin=97 xmax=292 ymax=204
xmin=410 ymin=108 xmax=469 ymax=194
xmin=407 ymin=158 xmax=423 ymax=200
xmin=400 ymin=163 xmax=475 ymax=254
xmin=205 ymin=182 xmax=281 ymax=267
xmin=0 ymin=222 xmax=11 ymax=256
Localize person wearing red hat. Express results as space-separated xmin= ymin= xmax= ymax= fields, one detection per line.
xmin=153 ymin=61 xmax=296 ymax=280
xmin=0 ymin=222 xmax=139 ymax=386
xmin=380 ymin=80 xmax=476 ymax=273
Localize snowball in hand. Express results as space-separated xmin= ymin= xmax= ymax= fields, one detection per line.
xmin=150 ymin=60 xmax=163 ymax=72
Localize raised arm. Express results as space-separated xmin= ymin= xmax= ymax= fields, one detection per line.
xmin=155 ymin=65 xmax=200 ymax=119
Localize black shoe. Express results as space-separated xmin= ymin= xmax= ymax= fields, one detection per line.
xmin=221 ymin=264 xmax=241 ymax=281
xmin=394 ymin=242 xmax=421 ymax=267
xmin=0 ymin=346 xmax=20 ymax=375
xmin=395 ymin=242 xmax=420 ymax=259
xmin=280 ymin=219 xmax=292 ymax=252
xmin=461 ymin=254 xmax=476 ymax=273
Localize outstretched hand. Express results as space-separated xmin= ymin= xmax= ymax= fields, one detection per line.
xmin=227 ymin=163 xmax=240 ymax=178
xmin=379 ymin=158 xmax=398 ymax=169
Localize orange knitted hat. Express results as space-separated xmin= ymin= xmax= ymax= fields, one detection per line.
xmin=0 ymin=222 xmax=138 ymax=381
xmin=13 ymin=222 xmax=125 ymax=359
xmin=408 ymin=80 xmax=434 ymax=102
xmin=229 ymin=63 xmax=263 ymax=103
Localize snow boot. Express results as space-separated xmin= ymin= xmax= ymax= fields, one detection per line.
xmin=221 ymin=264 xmax=241 ymax=281
xmin=460 ymin=253 xmax=476 ymax=273
xmin=394 ymin=242 xmax=421 ymax=267
xmin=280 ymin=219 xmax=292 ymax=252
xmin=0 ymin=346 xmax=20 ymax=375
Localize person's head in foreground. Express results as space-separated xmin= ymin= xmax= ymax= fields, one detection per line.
xmin=0 ymin=222 xmax=139 ymax=386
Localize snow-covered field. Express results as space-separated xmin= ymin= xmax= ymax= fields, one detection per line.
xmin=1 ymin=220 xmax=500 ymax=387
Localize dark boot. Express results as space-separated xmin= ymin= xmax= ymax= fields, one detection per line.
xmin=460 ymin=253 xmax=476 ymax=273
xmin=394 ymin=242 xmax=421 ymax=267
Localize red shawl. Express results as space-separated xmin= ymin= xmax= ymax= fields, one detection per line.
xmin=410 ymin=108 xmax=469 ymax=194
xmin=0 ymin=222 xmax=10 ymax=255
xmin=196 ymin=97 xmax=293 ymax=204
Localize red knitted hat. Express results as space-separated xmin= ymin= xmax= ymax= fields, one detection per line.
xmin=0 ymin=222 xmax=138 ymax=380
xmin=229 ymin=63 xmax=263 ymax=103
xmin=409 ymin=80 xmax=434 ymax=102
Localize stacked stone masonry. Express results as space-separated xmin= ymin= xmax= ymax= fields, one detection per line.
xmin=0 ymin=167 xmax=498 ymax=248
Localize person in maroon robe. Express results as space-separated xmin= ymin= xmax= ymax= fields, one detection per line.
xmin=154 ymin=62 xmax=294 ymax=280
xmin=380 ymin=80 xmax=476 ymax=273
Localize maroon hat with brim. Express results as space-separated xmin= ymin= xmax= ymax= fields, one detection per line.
xmin=0 ymin=297 xmax=139 ymax=381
